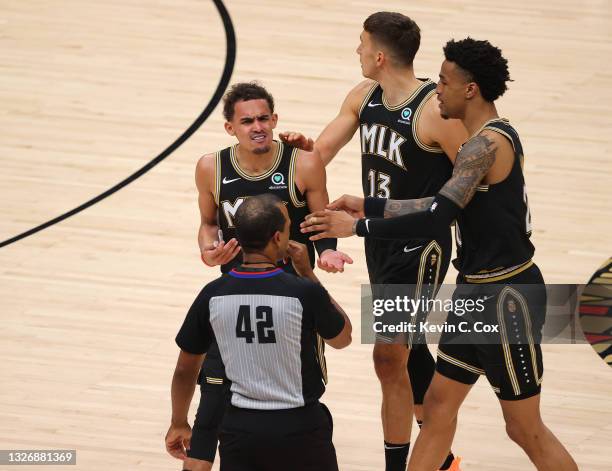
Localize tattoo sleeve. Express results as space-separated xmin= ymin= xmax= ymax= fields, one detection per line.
xmin=383 ymin=197 xmax=435 ymax=218
xmin=439 ymin=135 xmax=497 ymax=208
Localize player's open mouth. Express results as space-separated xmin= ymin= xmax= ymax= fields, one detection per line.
xmin=252 ymin=134 xmax=266 ymax=143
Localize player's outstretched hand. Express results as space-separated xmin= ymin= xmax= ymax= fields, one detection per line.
xmin=201 ymin=238 xmax=241 ymax=267
xmin=318 ymin=249 xmax=354 ymax=273
xmin=327 ymin=194 xmax=365 ymax=218
xmin=301 ymin=210 xmax=357 ymax=240
xmin=165 ymin=422 xmax=192 ymax=460
xmin=286 ymin=240 xmax=314 ymax=277
xmin=279 ymin=131 xmax=314 ymax=152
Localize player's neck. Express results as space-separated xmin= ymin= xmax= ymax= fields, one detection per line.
xmin=377 ymin=67 xmax=422 ymax=106
xmin=235 ymin=140 xmax=279 ymax=175
xmin=463 ymin=101 xmax=499 ymax=137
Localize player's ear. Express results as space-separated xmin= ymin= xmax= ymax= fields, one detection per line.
xmin=224 ymin=121 xmax=235 ymax=136
xmin=465 ymin=82 xmax=478 ymax=100
xmin=375 ymin=50 xmax=384 ymax=67
xmin=271 ymin=113 xmax=278 ymax=129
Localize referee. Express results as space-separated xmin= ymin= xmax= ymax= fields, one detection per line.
xmin=165 ymin=194 xmax=352 ymax=471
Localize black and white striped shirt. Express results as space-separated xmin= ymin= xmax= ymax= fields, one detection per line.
xmin=176 ymin=266 xmax=345 ymax=410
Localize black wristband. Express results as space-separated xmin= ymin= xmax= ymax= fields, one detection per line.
xmin=356 ymin=218 xmax=368 ymax=237
xmin=364 ymin=197 xmax=387 ymax=217
xmin=314 ymin=237 xmax=338 ymax=256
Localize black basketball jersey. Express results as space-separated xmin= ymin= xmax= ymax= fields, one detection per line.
xmin=454 ymin=119 xmax=535 ymax=281
xmin=214 ymin=141 xmax=312 ymax=272
xmin=176 ymin=267 xmax=345 ymax=410
xmin=359 ymin=79 xmax=453 ymax=201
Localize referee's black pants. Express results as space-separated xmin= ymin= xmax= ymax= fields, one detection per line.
xmin=219 ymin=401 xmax=338 ymax=471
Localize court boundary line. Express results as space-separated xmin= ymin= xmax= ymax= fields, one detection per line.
xmin=0 ymin=0 xmax=236 ymax=249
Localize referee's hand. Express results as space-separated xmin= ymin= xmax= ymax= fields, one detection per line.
xmin=165 ymin=423 xmax=192 ymax=460
xmin=287 ymin=240 xmax=313 ymax=277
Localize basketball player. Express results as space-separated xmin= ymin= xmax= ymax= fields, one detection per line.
xmin=166 ymin=194 xmax=351 ymax=471
xmin=281 ymin=12 xmax=466 ymax=471
xmin=189 ymin=82 xmax=353 ymax=471
xmin=301 ymin=37 xmax=578 ymax=471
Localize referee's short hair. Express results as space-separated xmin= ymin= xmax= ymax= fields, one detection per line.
xmin=234 ymin=194 xmax=286 ymax=252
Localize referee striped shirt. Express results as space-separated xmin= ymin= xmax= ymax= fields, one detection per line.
xmin=176 ymin=266 xmax=345 ymax=410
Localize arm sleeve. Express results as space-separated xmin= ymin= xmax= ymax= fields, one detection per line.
xmin=364 ymin=197 xmax=387 ymax=218
xmin=356 ymin=194 xmax=461 ymax=240
xmin=308 ymin=282 xmax=345 ymax=339
xmin=314 ymin=237 xmax=338 ymax=256
xmin=175 ymin=288 xmax=215 ymax=354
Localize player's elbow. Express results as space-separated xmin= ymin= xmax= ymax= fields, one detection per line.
xmin=314 ymin=142 xmax=335 ymax=166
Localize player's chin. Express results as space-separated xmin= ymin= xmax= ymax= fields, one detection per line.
xmin=252 ymin=145 xmax=271 ymax=155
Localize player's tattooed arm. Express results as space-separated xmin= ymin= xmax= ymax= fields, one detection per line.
xmin=383 ymin=197 xmax=435 ymax=218
xmin=439 ymin=134 xmax=497 ymax=208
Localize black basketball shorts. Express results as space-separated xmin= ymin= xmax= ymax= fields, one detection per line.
xmin=436 ymin=264 xmax=546 ymax=401
xmin=365 ymin=233 xmax=451 ymax=344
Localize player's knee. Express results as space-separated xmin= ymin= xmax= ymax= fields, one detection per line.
xmin=421 ymin=384 xmax=457 ymax=426
xmin=505 ymin=417 xmax=545 ymax=452
xmin=373 ymin=347 xmax=407 ymax=382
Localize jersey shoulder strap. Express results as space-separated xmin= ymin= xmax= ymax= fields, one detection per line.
xmin=358 ymin=82 xmax=381 ymax=117
xmin=213 ymin=145 xmax=234 ymax=205
xmin=287 ymin=145 xmax=307 ymax=208
xmin=481 ymin=119 xmax=524 ymax=162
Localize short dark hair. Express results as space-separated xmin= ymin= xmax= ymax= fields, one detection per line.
xmin=234 ymin=194 xmax=286 ymax=252
xmin=443 ymin=38 xmax=512 ymax=102
xmin=222 ymin=82 xmax=275 ymax=121
xmin=363 ymin=12 xmax=420 ymax=67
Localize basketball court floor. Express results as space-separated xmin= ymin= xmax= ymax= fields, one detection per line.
xmin=1 ymin=1 xmax=611 ymax=469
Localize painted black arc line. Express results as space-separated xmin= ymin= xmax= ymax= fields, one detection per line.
xmin=0 ymin=0 xmax=236 ymax=249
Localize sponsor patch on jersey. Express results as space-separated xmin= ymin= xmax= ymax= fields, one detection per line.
xmin=269 ymin=172 xmax=287 ymax=189
xmin=397 ymin=107 xmax=412 ymax=125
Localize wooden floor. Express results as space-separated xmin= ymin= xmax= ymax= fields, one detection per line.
xmin=1 ymin=1 xmax=611 ymax=469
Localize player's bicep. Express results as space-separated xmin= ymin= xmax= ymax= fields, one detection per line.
xmin=439 ymin=134 xmax=498 ymax=208
xmin=195 ymin=155 xmax=218 ymax=225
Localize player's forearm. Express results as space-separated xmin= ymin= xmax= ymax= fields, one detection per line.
xmin=170 ymin=366 xmax=200 ymax=425
xmin=198 ymin=223 xmax=220 ymax=253
xmin=313 ymin=140 xmax=338 ymax=166
xmin=314 ymin=127 xmax=353 ymax=166
xmin=357 ymin=194 xmax=460 ymax=240
xmin=363 ymin=197 xmax=435 ymax=219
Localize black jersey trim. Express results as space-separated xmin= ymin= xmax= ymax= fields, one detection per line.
xmin=482 ymin=126 xmax=516 ymax=153
xmin=464 ymin=259 xmax=534 ymax=283
xmin=497 ymin=286 xmax=539 ymax=395
xmin=381 ymin=79 xmax=434 ymax=111
xmin=288 ymin=147 xmax=307 ymax=208
xmin=412 ymin=88 xmax=444 ymax=154
xmin=471 ymin=118 xmax=510 ymax=139
xmin=358 ymin=81 xmax=380 ymax=117
xmin=437 ymin=350 xmax=485 ymax=375
xmin=214 ymin=150 xmax=222 ymax=205
xmin=316 ymin=334 xmax=328 ymax=384
xmin=229 ymin=141 xmax=283 ymax=181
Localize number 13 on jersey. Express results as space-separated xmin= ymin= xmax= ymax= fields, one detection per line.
xmin=367 ymin=169 xmax=391 ymax=198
